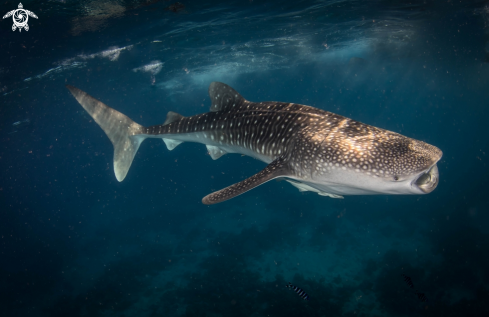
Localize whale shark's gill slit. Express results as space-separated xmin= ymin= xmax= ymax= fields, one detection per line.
xmin=66 ymin=85 xmax=145 ymax=182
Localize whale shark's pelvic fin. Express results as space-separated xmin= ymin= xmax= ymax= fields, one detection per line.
xmin=66 ymin=85 xmax=145 ymax=182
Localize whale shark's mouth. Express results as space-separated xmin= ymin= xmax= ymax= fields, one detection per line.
xmin=414 ymin=164 xmax=439 ymax=194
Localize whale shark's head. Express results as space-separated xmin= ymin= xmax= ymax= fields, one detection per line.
xmin=306 ymin=125 xmax=443 ymax=196
xmin=368 ymin=137 xmax=442 ymax=195
xmin=398 ymin=138 xmax=442 ymax=194
xmin=412 ymin=163 xmax=439 ymax=194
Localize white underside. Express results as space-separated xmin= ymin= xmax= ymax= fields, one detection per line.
xmin=285 ymin=180 xmax=344 ymax=198
xmin=306 ymin=167 xmax=426 ymax=196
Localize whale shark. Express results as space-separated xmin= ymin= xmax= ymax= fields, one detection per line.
xmin=66 ymin=82 xmax=442 ymax=204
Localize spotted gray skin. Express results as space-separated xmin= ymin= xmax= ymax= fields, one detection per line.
xmin=66 ymin=82 xmax=442 ymax=205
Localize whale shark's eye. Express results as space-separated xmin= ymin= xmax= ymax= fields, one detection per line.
xmin=393 ymin=176 xmax=399 ymax=181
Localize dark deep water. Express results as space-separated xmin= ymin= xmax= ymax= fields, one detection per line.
xmin=2 ymin=0 xmax=489 ymax=316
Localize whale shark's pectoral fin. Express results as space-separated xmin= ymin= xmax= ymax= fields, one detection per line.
xmin=202 ymin=156 xmax=290 ymax=205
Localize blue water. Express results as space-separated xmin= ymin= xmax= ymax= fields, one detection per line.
xmin=1 ymin=0 xmax=489 ymax=316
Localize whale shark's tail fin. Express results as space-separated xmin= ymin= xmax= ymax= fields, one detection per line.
xmin=66 ymin=85 xmax=146 ymax=181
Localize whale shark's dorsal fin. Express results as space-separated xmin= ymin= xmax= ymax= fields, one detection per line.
xmin=208 ymin=82 xmax=246 ymax=112
xmin=164 ymin=111 xmax=185 ymax=125
xmin=162 ymin=112 xmax=186 ymax=150
xmin=202 ymin=156 xmax=290 ymax=204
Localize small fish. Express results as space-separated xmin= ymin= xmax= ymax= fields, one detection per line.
xmin=402 ymin=274 xmax=414 ymax=288
xmin=415 ymin=291 xmax=428 ymax=302
xmin=402 ymin=274 xmax=428 ymax=302
xmin=12 ymin=118 xmax=30 ymax=126
xmin=286 ymin=282 xmax=309 ymax=300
